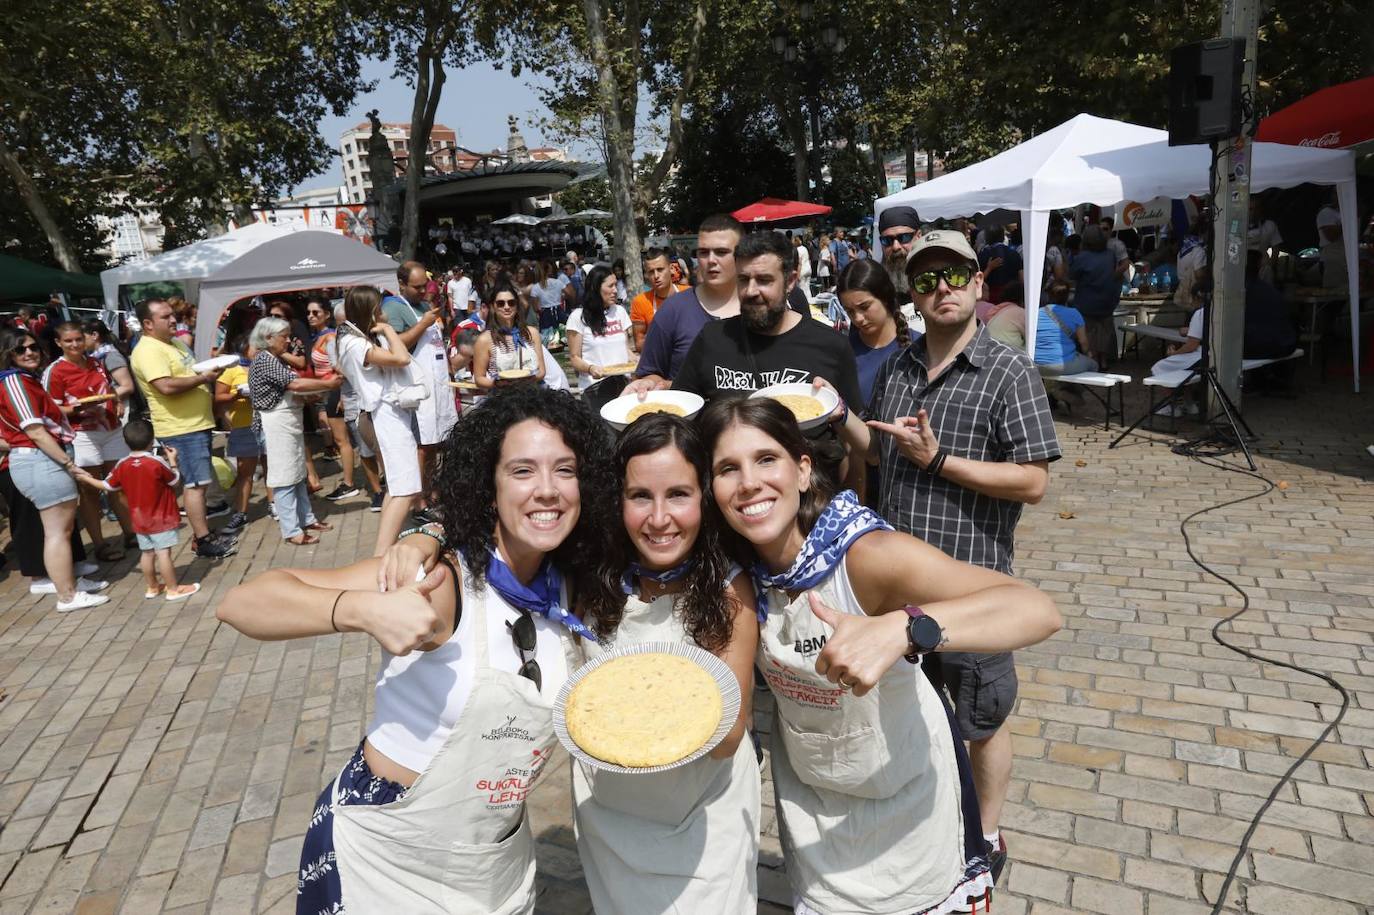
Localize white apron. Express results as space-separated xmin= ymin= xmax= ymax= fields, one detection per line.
xmin=572 ymin=589 xmax=760 ymax=914
xmin=331 ymin=582 xmax=579 ymax=914
xmin=398 ymin=299 xmax=458 ymax=445
xmin=259 ymin=391 xmax=305 ymax=488
xmin=759 ymin=561 xmax=972 ymax=915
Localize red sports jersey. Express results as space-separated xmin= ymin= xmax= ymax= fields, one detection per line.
xmin=105 ymin=452 xmax=181 ymax=534
xmin=42 ymin=357 xmax=119 ymax=431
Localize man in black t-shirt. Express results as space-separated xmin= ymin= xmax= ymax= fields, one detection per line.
xmin=672 ymin=232 xmax=868 ymax=479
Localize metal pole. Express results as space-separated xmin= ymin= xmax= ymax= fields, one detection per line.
xmin=1209 ymin=0 xmax=1259 ymax=412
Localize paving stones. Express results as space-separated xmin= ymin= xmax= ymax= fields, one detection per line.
xmin=0 ymin=367 xmax=1371 ymax=911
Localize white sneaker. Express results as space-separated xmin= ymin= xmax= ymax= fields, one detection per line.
xmin=31 ymin=576 xmax=106 ymax=594
xmin=74 ymin=560 xmax=99 ymax=575
xmin=55 ymin=591 xmax=110 ymax=613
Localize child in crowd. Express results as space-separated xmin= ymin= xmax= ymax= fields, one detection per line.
xmin=82 ymin=419 xmax=200 ymax=601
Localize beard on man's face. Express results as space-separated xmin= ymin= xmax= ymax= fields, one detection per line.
xmin=741 ymin=294 xmax=787 ymax=333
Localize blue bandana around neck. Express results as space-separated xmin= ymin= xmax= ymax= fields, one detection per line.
xmin=750 ymin=490 xmax=892 ymax=621
xmin=621 ymin=559 xmax=694 ymax=596
xmin=481 ymin=549 xmax=599 ymax=642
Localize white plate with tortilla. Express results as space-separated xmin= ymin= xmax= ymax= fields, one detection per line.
xmin=599 ymin=390 xmax=704 ymax=432
xmin=554 ymin=641 xmax=741 ymax=774
xmin=750 ymin=382 xmax=839 ymax=432
xmin=191 ymin=354 xmax=239 ymax=374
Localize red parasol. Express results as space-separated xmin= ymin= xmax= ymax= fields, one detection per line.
xmin=731 ymin=197 xmax=833 ymax=223
xmin=1256 ymin=76 xmax=1374 ymax=150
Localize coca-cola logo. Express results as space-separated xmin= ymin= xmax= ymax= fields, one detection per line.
xmin=1298 ymin=131 xmax=1342 ymax=149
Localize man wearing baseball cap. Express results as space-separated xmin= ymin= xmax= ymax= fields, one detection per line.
xmin=863 ymin=228 xmax=1060 ymax=904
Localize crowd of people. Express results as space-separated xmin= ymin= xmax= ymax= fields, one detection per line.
xmin=201 ymin=209 xmax=1081 ymax=914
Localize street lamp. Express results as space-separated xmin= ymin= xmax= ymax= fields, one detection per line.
xmin=821 ymin=22 xmax=838 ymax=50
xmin=799 ymin=0 xmax=814 ymax=19
xmin=771 ymin=28 xmax=788 ymax=55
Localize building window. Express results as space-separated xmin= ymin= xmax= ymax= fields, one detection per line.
xmin=350 ymin=176 xmax=357 ymax=187
xmin=344 ymin=143 xmax=352 ymax=155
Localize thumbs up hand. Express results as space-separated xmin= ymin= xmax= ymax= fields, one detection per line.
xmin=810 ymin=593 xmax=910 ymax=697
xmin=360 ymin=564 xmax=450 ymax=655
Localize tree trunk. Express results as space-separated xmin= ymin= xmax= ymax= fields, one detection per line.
xmin=905 ymin=135 xmax=917 ymax=188
xmin=0 ymin=134 xmax=83 ymax=272
xmin=770 ymin=86 xmax=810 ymax=201
xmin=807 ymin=96 xmax=825 ymax=203
xmin=401 ymin=42 xmax=447 ymax=262
xmin=582 ymin=0 xmax=641 ymax=292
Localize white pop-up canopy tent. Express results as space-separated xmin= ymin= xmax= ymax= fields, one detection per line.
xmin=101 ymin=222 xmax=300 ymax=314
xmin=191 ymin=230 xmax=400 ymax=359
xmin=875 ymin=114 xmax=1361 ymax=390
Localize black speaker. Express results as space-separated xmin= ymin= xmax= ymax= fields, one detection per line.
xmin=1168 ymin=38 xmax=1245 ymax=146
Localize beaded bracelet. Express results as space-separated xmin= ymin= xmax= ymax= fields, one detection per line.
xmin=398 ymin=523 xmax=448 ymax=550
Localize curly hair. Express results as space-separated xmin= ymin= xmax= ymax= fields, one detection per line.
xmin=431 ymin=384 xmax=620 ymax=610
xmin=581 ymin=413 xmax=741 ymax=651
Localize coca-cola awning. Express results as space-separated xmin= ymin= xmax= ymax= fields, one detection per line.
xmin=731 ymin=198 xmax=833 ymax=223
xmin=1256 ymin=76 xmax=1374 ymax=150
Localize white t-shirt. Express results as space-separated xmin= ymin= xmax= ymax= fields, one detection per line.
xmin=334 ymin=328 xmax=388 ymax=412
xmin=566 ymin=305 xmax=631 ymax=390
xmin=446 ymin=277 xmax=474 ymax=313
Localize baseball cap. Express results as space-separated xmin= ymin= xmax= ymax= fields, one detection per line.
xmin=905 ymin=229 xmax=978 ymax=270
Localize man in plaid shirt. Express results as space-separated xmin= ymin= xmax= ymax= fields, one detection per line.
xmin=865 ymin=229 xmax=1060 ymax=897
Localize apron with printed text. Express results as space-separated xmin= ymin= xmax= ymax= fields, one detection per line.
xmin=331 ymin=583 xmax=578 ymax=914
xmin=759 ymin=566 xmax=980 ymax=915
xmin=572 ymin=591 xmax=760 ymax=914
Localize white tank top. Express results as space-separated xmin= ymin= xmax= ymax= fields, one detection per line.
xmin=366 ymin=566 xmax=571 ymax=773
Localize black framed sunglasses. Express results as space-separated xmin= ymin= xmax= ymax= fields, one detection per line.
xmin=10 ymin=342 xmax=41 ymax=356
xmin=506 ymin=612 xmax=541 ymax=690
xmin=910 ymin=264 xmax=975 ymax=295
xmin=879 ymin=231 xmax=917 ymax=248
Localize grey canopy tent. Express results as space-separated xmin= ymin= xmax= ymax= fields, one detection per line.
xmin=190 ymin=231 xmax=400 ymax=359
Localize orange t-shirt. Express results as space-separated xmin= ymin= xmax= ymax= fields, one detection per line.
xmin=629 ymin=285 xmax=685 ymax=331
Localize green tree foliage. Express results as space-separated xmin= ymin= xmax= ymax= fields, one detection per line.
xmin=0 ymin=0 xmax=375 ymax=270
xmin=661 ymin=96 xmax=794 ymax=229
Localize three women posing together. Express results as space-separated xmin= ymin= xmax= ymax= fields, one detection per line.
xmin=216 ymin=384 xmax=1061 ymax=915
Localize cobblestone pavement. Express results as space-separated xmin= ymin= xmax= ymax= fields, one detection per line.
xmin=1 ymin=361 xmax=1371 ymax=914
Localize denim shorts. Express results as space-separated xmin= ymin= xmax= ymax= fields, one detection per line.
xmin=225 ymin=426 xmax=262 ymax=459
xmin=8 ymin=447 xmax=78 ymax=510
xmin=136 ymin=528 xmax=179 ymax=551
xmin=159 ymin=429 xmax=213 ymax=487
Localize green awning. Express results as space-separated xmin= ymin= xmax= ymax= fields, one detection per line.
xmin=0 ymin=252 xmax=103 ymax=300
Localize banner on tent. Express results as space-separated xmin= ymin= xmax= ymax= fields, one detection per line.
xmin=1119 ymin=197 xmax=1172 ymax=229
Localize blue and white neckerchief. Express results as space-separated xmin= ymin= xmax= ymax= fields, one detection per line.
xmin=750 ymin=490 xmax=892 ymax=621
xmin=621 ymin=559 xmax=694 ymax=596
xmin=481 ymin=549 xmax=599 ymax=642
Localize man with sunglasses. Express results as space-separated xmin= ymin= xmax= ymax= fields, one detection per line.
xmin=878 ymin=205 xmax=922 ymax=297
xmin=863 ymin=230 xmax=1059 ymax=903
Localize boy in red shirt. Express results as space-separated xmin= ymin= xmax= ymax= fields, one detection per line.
xmin=85 ymin=419 xmax=200 ymax=600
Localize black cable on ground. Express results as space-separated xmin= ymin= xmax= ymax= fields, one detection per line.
xmin=1171 ymin=449 xmax=1350 ymax=913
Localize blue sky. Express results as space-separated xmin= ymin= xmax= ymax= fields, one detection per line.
xmin=299 ymin=56 xmax=562 ymax=193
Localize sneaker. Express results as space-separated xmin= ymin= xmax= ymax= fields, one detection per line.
xmin=269 ymin=503 xmax=278 ymax=519
xmin=220 ymin=512 xmax=250 ymax=534
xmin=56 ymin=591 xmax=110 ymax=613
xmin=74 ymin=560 xmax=99 ymax=576
xmin=325 ymin=483 xmax=361 ymax=502
xmin=989 ymin=834 xmax=1007 ymax=885
xmin=30 ymin=577 xmax=106 ymax=595
xmin=193 ymin=536 xmax=237 ymax=559
xmin=369 ymin=492 xmax=384 ymax=513
xmin=206 ymin=501 xmax=232 ymax=519
xmin=412 ymin=508 xmax=439 ymax=526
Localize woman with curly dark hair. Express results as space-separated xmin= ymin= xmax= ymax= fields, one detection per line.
xmin=216 ymin=384 xmax=619 ymax=915
xmin=699 ymin=396 xmax=1062 ymax=915
xmin=571 ymin=413 xmax=759 ymax=913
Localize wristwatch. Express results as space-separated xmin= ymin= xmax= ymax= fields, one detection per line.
xmin=902 ymin=605 xmax=944 ymax=663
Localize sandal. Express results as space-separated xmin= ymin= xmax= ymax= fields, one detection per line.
xmin=304 ymin=521 xmax=333 ymax=532
xmin=286 ymin=533 xmax=319 ymax=546
xmin=165 ymin=583 xmax=201 ymax=602
xmin=95 ymin=542 xmax=125 ymax=562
